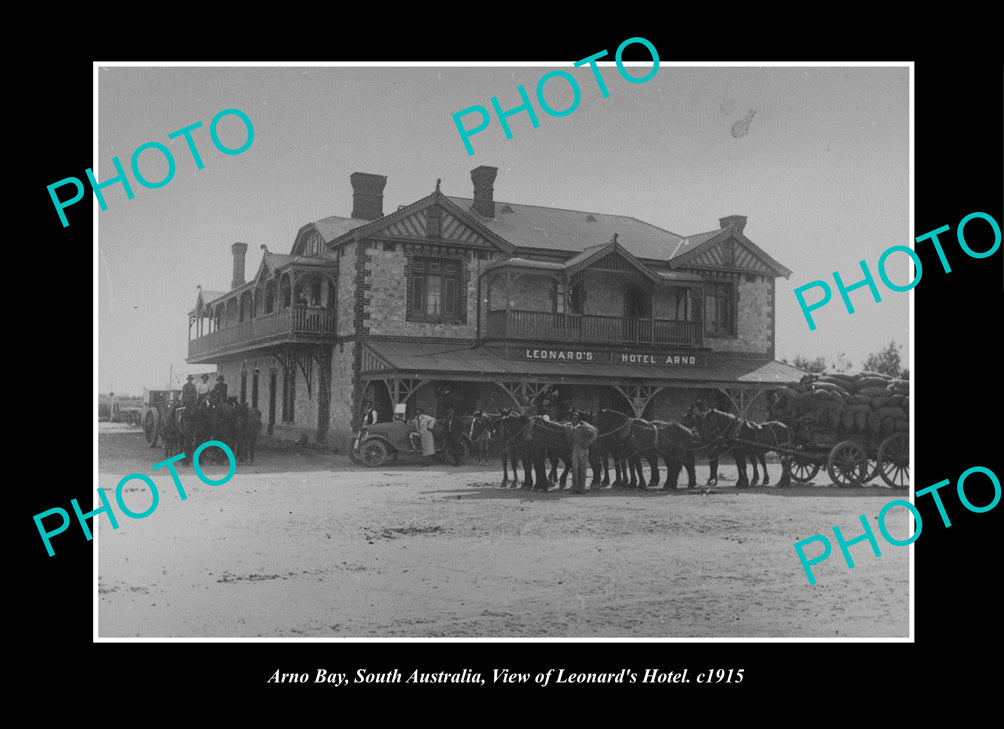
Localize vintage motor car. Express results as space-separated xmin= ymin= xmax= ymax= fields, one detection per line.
xmin=349 ymin=404 xmax=473 ymax=467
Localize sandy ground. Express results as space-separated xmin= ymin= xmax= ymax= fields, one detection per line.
xmin=97 ymin=428 xmax=910 ymax=638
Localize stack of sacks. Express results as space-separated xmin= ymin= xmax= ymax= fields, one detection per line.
xmin=771 ymin=371 xmax=909 ymax=436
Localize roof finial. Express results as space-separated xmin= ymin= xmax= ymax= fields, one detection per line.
xmin=436 ymin=178 xmax=441 ymax=193
xmin=260 ymin=244 xmax=269 ymax=253
xmin=610 ymin=232 xmax=619 ymax=245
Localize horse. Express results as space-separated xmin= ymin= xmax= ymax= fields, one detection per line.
xmin=472 ymin=411 xmax=525 ymax=487
xmin=574 ymin=410 xmax=656 ymax=488
xmin=519 ymin=416 xmax=575 ymax=491
xmin=682 ymin=407 xmax=792 ymax=487
xmin=592 ymin=409 xmax=697 ymax=489
xmin=162 ymin=403 xmax=210 ymax=466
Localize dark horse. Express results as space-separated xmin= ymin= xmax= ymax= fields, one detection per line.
xmin=576 ymin=410 xmax=660 ymax=488
xmin=161 ymin=403 xmax=210 ymax=465
xmin=682 ymin=406 xmax=792 ymax=487
xmin=473 ymin=410 xmax=567 ymax=489
xmin=592 ymin=409 xmax=698 ymax=489
xmin=520 ymin=416 xmax=576 ymax=491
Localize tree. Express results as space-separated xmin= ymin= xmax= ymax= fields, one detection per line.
xmin=862 ymin=340 xmax=903 ymax=377
xmin=782 ymin=355 xmax=827 ymax=373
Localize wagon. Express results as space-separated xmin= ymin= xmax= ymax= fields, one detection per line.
xmin=141 ymin=388 xmax=181 ymax=448
xmin=775 ymin=420 xmax=909 ymax=489
xmin=348 ymin=416 xmax=473 ymax=468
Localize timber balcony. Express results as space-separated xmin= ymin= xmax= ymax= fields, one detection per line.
xmin=485 ymin=310 xmax=702 ymax=347
xmin=188 ymin=306 xmax=336 ymax=361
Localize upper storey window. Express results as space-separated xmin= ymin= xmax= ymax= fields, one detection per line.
xmin=409 ymin=258 xmax=462 ymax=322
xmin=704 ymin=281 xmax=736 ymax=336
xmin=304 ymin=233 xmax=322 ymax=257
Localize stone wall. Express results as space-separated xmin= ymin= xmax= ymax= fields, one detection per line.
xmin=336 ymin=242 xmax=356 ymax=337
xmin=704 ymin=273 xmax=773 ymax=355
xmin=582 ymin=270 xmax=627 ymax=316
xmin=327 ymin=341 xmax=357 ymax=447
xmin=488 ymin=270 xmax=554 ymax=311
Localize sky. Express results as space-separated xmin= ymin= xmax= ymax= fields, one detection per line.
xmin=95 ymin=63 xmax=910 ymax=396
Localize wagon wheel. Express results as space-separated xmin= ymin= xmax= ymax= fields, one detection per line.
xmin=862 ymin=460 xmax=879 ymax=484
xmin=360 ymin=439 xmax=389 ymax=468
xmin=826 ymin=440 xmax=868 ymax=488
xmin=144 ymin=410 xmax=160 ymax=448
xmin=877 ymin=433 xmax=909 ymax=489
xmin=345 ymin=434 xmax=363 ymax=464
xmin=786 ymin=453 xmax=822 ymax=484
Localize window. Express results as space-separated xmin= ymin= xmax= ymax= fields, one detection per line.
xmin=554 ymin=282 xmax=566 ymax=314
xmin=704 ymin=282 xmax=736 ymax=336
xmin=410 ymin=258 xmax=462 ymax=321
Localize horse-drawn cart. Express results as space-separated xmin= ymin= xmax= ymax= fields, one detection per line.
xmin=778 ymin=421 xmax=909 ymax=489
xmin=141 ymin=388 xmax=181 ymax=448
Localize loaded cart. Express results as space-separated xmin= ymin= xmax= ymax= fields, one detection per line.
xmin=769 ymin=371 xmax=910 ymax=489
xmin=141 ymin=388 xmax=181 ymax=448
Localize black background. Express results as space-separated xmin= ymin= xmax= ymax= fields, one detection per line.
xmin=21 ymin=30 xmax=1001 ymax=714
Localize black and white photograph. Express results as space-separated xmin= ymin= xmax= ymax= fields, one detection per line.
xmin=91 ymin=61 xmax=913 ymax=640
xmin=21 ymin=42 xmax=1002 ymax=708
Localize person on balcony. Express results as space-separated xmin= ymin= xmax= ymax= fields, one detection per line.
xmin=295 ymin=291 xmax=308 ymax=307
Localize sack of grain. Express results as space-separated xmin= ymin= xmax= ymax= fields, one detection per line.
xmin=858 ymin=386 xmax=889 ymax=397
xmin=876 ymin=406 xmax=908 ymax=420
xmin=894 ymin=418 xmax=909 ymax=432
xmin=866 ymin=412 xmax=881 ymax=434
xmin=869 ymin=396 xmax=893 ymax=409
xmin=853 ymin=410 xmax=868 ymax=431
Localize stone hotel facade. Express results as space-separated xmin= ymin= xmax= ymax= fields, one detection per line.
xmin=186 ymin=166 xmax=802 ymax=445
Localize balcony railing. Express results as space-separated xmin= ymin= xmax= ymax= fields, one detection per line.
xmin=189 ymin=306 xmax=336 ymax=359
xmin=485 ymin=310 xmax=701 ymax=347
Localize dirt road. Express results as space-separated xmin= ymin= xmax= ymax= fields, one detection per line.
xmin=97 ymin=430 xmax=910 ymax=638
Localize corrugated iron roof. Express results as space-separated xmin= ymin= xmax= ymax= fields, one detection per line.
xmin=446 ymin=196 xmax=687 ymax=262
xmin=313 ymin=215 xmax=370 ymax=243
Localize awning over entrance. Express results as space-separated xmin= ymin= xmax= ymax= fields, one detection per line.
xmin=361 ymin=341 xmax=804 ymax=387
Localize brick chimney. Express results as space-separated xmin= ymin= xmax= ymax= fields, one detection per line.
xmin=350 ymin=172 xmax=387 ymax=220
xmin=719 ymin=215 xmax=747 ymax=233
xmin=231 ymin=242 xmax=248 ymax=289
xmin=471 ymin=165 xmax=498 ymax=218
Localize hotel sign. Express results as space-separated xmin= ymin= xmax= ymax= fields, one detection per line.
xmin=516 ymin=347 xmax=707 ymax=367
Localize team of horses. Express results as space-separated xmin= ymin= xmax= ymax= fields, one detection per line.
xmin=160 ymin=400 xmax=262 ymax=467
xmin=470 ymin=406 xmax=793 ymax=491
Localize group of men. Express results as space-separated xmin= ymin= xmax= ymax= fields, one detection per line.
xmin=181 ymin=373 xmax=228 ymax=409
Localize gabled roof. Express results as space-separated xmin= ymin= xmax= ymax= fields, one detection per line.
xmin=446 ymin=196 xmax=686 ymax=262
xmin=669 ymin=227 xmax=792 ymax=278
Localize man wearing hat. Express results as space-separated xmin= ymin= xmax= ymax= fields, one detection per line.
xmin=181 ymin=375 xmax=198 ymax=409
xmin=196 ymin=373 xmax=212 ymax=407
xmin=212 ymin=374 xmax=228 ymax=406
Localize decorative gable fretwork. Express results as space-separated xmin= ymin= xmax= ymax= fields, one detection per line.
xmin=680 ymin=237 xmax=774 ymax=275
xmin=373 ymin=207 xmax=494 ymax=248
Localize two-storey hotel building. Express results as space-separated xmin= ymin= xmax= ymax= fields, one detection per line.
xmin=187 ymin=166 xmax=803 ymax=445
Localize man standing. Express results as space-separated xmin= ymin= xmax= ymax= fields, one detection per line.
xmin=411 ymin=408 xmax=437 ymax=465
xmin=444 ymin=408 xmax=465 ymax=466
xmin=566 ymin=411 xmax=597 ymax=494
